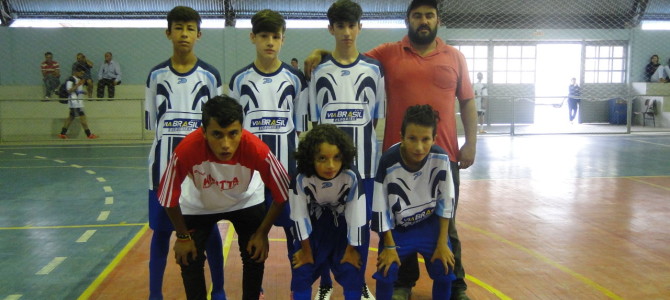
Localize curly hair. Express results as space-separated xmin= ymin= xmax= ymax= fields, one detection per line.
xmin=401 ymin=104 xmax=440 ymax=137
xmin=294 ymin=124 xmax=356 ymax=177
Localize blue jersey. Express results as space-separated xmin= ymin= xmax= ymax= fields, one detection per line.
xmin=229 ymin=62 xmax=308 ymax=175
xmin=371 ymin=143 xmax=455 ymax=233
xmin=145 ymin=58 xmax=223 ymax=189
xmin=289 ymin=168 xmax=367 ymax=246
xmin=309 ymin=54 xmax=386 ymax=179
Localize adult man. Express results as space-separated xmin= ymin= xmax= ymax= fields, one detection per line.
xmin=306 ymin=0 xmax=477 ymax=298
xmin=291 ymin=57 xmax=305 ymax=77
xmin=97 ymin=52 xmax=122 ymax=99
xmin=41 ymin=52 xmax=60 ymax=100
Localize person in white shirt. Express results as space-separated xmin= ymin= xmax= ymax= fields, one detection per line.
xmin=96 ymin=52 xmax=122 ymax=99
xmin=57 ymin=65 xmax=98 ymax=139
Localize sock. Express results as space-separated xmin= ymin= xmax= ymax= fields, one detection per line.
xmin=85 ymin=129 xmax=92 ymax=136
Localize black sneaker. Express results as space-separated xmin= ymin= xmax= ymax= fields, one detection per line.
xmin=314 ymin=285 xmax=333 ymax=300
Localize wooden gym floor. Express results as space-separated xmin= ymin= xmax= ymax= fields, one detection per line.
xmin=1 ymin=133 xmax=669 ymax=299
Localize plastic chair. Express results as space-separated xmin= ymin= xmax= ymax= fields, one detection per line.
xmin=634 ymin=99 xmax=656 ymax=127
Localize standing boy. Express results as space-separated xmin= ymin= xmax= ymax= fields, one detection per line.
xmin=372 ymin=104 xmax=456 ymax=300
xmin=158 ymin=95 xmax=289 ymax=300
xmin=228 ymin=9 xmax=308 ymax=298
xmin=144 ymin=6 xmax=225 ymax=300
xmin=309 ymin=1 xmax=385 ymax=298
xmin=57 ymin=65 xmax=98 ymax=139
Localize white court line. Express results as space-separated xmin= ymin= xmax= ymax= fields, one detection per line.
xmin=36 ymin=257 xmax=67 ymax=275
xmin=86 ymin=170 xmax=96 ymax=174
xmin=629 ymin=138 xmax=670 ymax=147
xmin=34 ymin=156 xmax=46 ymax=159
xmin=53 ymin=159 xmax=65 ymax=163
xmin=71 ymin=164 xmax=83 ymax=168
xmin=4 ymin=295 xmax=23 ymax=300
xmin=96 ymin=177 xmax=106 ymax=182
xmin=105 ymin=197 xmax=114 ymax=205
xmin=97 ymin=211 xmax=110 ymax=221
xmin=76 ymin=230 xmax=97 ymax=243
xmin=13 ymin=153 xmax=27 ymax=156
xmin=103 ymin=186 xmax=113 ymax=192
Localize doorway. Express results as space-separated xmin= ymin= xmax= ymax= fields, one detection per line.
xmin=534 ymin=43 xmax=582 ymax=128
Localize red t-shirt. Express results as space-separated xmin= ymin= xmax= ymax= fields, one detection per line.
xmin=158 ymin=128 xmax=289 ymax=215
xmin=365 ymin=36 xmax=474 ymax=161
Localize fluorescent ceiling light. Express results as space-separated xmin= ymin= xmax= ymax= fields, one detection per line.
xmin=236 ymin=19 xmax=405 ymax=29
xmin=9 ymin=18 xmax=226 ymax=28
xmin=641 ymin=20 xmax=670 ymax=30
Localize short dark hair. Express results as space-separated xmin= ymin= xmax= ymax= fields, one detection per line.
xmin=251 ymin=9 xmax=286 ymax=34
xmin=294 ymin=124 xmax=356 ymax=177
xmin=44 ymin=52 xmax=53 ymax=56
xmin=291 ymin=58 xmax=298 ymax=63
xmin=406 ymin=0 xmax=439 ymax=18
xmin=202 ymin=95 xmax=244 ymax=129
xmin=74 ymin=65 xmax=86 ymax=73
xmin=401 ymin=104 xmax=440 ymax=137
xmin=167 ymin=6 xmax=202 ymax=32
xmin=327 ymin=0 xmax=363 ymax=25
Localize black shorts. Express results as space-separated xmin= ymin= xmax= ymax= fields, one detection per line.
xmin=69 ymin=108 xmax=85 ymax=117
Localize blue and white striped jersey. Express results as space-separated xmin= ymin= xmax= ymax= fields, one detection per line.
xmin=309 ymin=54 xmax=386 ymax=179
xmin=371 ymin=143 xmax=455 ymax=233
xmin=289 ymin=168 xmax=367 ymax=246
xmin=229 ymin=62 xmax=308 ymax=176
xmin=145 ymin=58 xmax=223 ymax=189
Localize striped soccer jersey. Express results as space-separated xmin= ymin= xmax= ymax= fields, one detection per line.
xmin=371 ymin=143 xmax=455 ymax=233
xmin=289 ymin=168 xmax=367 ymax=246
xmin=229 ymin=62 xmax=308 ymax=175
xmin=145 ymin=59 xmax=222 ymax=190
xmin=309 ymin=54 xmax=386 ymax=179
xmin=158 ymin=129 xmax=289 ymax=215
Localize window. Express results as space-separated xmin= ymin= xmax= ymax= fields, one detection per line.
xmin=453 ymin=44 xmax=489 ymax=83
xmin=584 ymin=45 xmax=625 ymax=83
xmin=492 ymin=45 xmax=536 ymax=84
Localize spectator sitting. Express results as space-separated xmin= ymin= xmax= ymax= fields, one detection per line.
xmin=97 ymin=52 xmax=122 ymax=99
xmin=72 ymin=53 xmax=94 ymax=97
xmin=41 ymin=51 xmax=61 ymax=100
xmin=646 ymin=55 xmax=670 ymax=83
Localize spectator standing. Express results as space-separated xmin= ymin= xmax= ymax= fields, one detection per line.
xmin=97 ymin=52 xmax=122 ymax=99
xmin=291 ymin=57 xmax=305 ymax=77
xmin=41 ymin=51 xmax=61 ymax=100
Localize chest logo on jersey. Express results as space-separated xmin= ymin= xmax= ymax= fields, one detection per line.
xmin=263 ymin=78 xmax=272 ymax=84
xmin=340 ymin=70 xmax=350 ymax=76
xmin=400 ymin=207 xmax=434 ymax=227
xmin=178 ymin=78 xmax=187 ymax=84
xmin=202 ymin=174 xmax=239 ymax=191
xmin=163 ymin=119 xmax=201 ymax=132
xmin=321 ymin=182 xmax=333 ymax=189
xmin=250 ymin=117 xmax=288 ymax=130
xmin=325 ymin=109 xmax=364 ymax=122
xmin=413 ymin=171 xmax=422 ymax=180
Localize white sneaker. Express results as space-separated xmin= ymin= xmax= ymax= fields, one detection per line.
xmin=362 ymin=284 xmax=375 ymax=300
xmin=314 ymin=285 xmax=333 ymax=300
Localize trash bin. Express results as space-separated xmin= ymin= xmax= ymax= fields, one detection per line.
xmin=609 ymin=98 xmax=627 ymax=125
